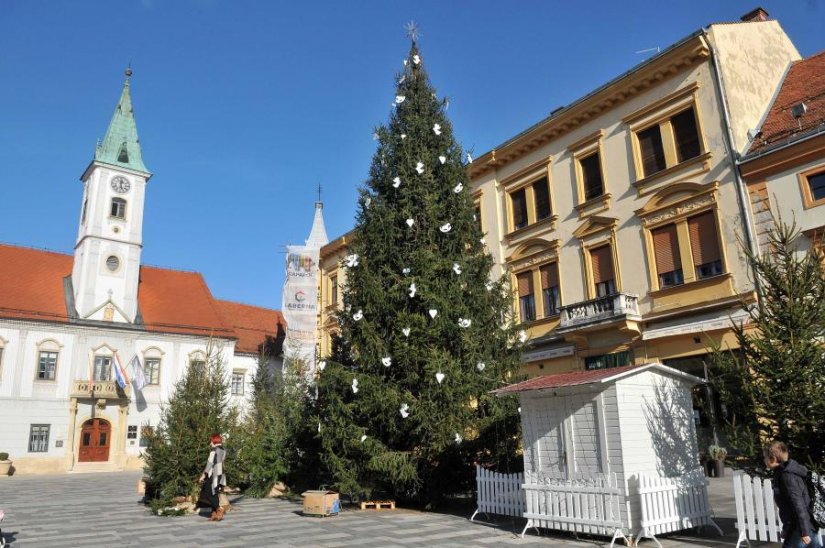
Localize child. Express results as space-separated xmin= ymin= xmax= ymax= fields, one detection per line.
xmin=764 ymin=441 xmax=822 ymax=547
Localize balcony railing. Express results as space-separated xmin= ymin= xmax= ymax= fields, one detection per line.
xmin=71 ymin=380 xmax=129 ymax=399
xmin=558 ymin=292 xmax=640 ymax=331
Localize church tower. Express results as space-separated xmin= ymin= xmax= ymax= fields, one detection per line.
xmin=71 ymin=69 xmax=151 ymax=323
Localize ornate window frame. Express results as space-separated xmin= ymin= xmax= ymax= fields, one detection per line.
xmin=569 ymin=131 xmax=611 ymax=218
xmin=506 ymin=238 xmax=562 ymax=324
xmin=635 ymin=181 xmax=728 ymax=291
xmin=34 ymin=338 xmax=63 ymax=382
xmin=573 ymin=216 xmax=621 ymax=300
xmin=502 ymin=156 xmax=557 ymax=238
xmin=142 ymin=346 xmax=165 ymax=386
xmin=624 ymin=83 xmax=712 ymax=194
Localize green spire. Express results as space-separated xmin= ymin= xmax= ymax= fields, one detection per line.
xmin=95 ymin=68 xmax=149 ymax=174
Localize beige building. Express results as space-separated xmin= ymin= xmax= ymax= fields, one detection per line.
xmin=739 ymin=50 xmax=825 ymax=255
xmin=468 ymin=11 xmax=800 ymax=380
xmin=317 ymin=10 xmax=804 ymax=390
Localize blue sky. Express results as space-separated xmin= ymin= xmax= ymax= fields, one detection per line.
xmin=0 ymin=0 xmax=821 ymax=310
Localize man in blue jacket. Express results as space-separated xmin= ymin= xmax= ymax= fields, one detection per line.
xmin=764 ymin=441 xmax=822 ymax=548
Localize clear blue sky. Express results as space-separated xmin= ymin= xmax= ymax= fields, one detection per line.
xmin=1 ymin=1 xmax=821 ymax=310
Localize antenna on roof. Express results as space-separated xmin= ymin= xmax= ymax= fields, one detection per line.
xmin=635 ymin=47 xmax=661 ymax=55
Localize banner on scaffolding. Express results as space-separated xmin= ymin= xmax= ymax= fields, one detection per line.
xmin=281 ymin=245 xmax=321 ymax=378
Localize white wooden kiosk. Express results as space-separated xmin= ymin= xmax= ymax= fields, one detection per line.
xmin=495 ymin=363 xmax=721 ymax=546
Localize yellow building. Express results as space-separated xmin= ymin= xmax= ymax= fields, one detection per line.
xmin=468 ymin=10 xmax=800 ymax=379
xmin=317 ymin=10 xmax=804 ymax=385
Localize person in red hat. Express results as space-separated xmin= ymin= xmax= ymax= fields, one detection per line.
xmin=196 ymin=433 xmax=227 ymax=521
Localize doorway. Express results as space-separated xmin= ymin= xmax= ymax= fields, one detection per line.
xmin=78 ymin=418 xmax=111 ymax=462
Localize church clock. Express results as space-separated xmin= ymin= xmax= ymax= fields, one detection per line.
xmin=111 ymin=176 xmax=131 ymax=194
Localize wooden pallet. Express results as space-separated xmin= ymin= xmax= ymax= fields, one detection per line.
xmin=360 ymin=500 xmax=395 ymax=510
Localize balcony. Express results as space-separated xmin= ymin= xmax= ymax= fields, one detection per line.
xmin=558 ymin=292 xmax=641 ymax=332
xmin=71 ymin=380 xmax=129 ymax=400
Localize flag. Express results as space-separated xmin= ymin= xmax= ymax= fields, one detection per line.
xmin=130 ymin=354 xmax=147 ymax=391
xmin=113 ymin=352 xmax=130 ymax=389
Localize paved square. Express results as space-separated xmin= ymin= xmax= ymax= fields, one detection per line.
xmin=0 ymin=472 xmax=740 ymax=547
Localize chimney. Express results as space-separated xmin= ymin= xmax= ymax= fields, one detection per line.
xmin=741 ymin=7 xmax=769 ymax=22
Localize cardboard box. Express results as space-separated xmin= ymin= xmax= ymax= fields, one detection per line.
xmin=302 ymin=490 xmax=340 ymax=516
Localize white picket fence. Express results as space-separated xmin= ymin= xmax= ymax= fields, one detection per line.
xmin=521 ymin=470 xmax=629 ymax=546
xmin=733 ymin=471 xmax=825 ymax=548
xmin=636 ymin=469 xmax=723 ymax=548
xmin=470 ymin=465 xmax=525 ymax=521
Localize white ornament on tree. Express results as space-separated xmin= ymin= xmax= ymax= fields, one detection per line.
xmin=453 ymin=183 xmax=463 ymax=193
xmin=402 ymin=327 xmax=411 ymax=337
xmin=395 ymin=95 xmax=406 ymax=104
xmin=360 ymin=434 xmax=367 ymax=443
xmin=458 ymin=318 xmax=472 ymax=328
xmin=415 ymin=161 xmax=425 ymax=174
xmin=402 ymin=267 xmax=411 ymax=275
xmin=319 ymin=360 xmax=327 ymax=371
xmin=352 ymin=378 xmax=359 ymax=394
xmin=345 ymin=254 xmax=359 ymax=267
xmin=318 ymin=422 xmax=321 ymax=433
xmin=353 ymin=310 xmax=364 ymax=321
xmin=401 ymin=133 xmax=407 ymax=139
xmin=438 ymin=155 xmax=447 ymax=164
xmin=398 ymin=75 xmax=406 ymax=84
xmin=452 ymin=263 xmax=462 ymax=275
xmin=413 ymin=54 xmax=421 ymax=65
xmin=403 ymin=59 xmax=408 ymax=66
xmin=480 ymin=238 xmax=486 ymax=245
xmin=372 ymin=132 xmax=379 ymax=141
xmin=518 ymin=330 xmax=528 ymax=343
xmin=466 ymin=152 xmax=473 ymax=163
xmin=476 ymin=361 xmax=486 ymax=372
xmin=433 ymin=123 xmax=442 ymax=135
xmin=435 ymin=371 xmax=445 ymax=384
xmin=392 ymin=176 xmax=401 ymax=188
xmin=439 ymin=223 xmax=452 ymax=233
xmin=485 ymin=280 xmax=495 ymax=291
xmin=408 ymin=283 xmax=417 ymax=298
xmin=406 ymin=218 xmax=415 ymax=227
xmin=428 ymin=309 xmax=438 ymax=319
xmin=454 ymin=433 xmax=463 ymax=444
xmin=365 ymin=197 xmax=372 ymax=208
xmin=399 ymin=403 xmax=410 ymax=418
xmin=382 ymin=357 xmax=392 ymax=367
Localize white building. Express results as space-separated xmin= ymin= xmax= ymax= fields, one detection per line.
xmin=0 ymin=70 xmax=285 ymax=474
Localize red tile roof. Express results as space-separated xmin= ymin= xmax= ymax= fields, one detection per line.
xmin=495 ymin=363 xmax=702 ymax=395
xmin=748 ymin=51 xmax=825 ymax=154
xmin=214 ymin=300 xmax=286 ymax=354
xmin=0 ymin=243 xmax=283 ymax=347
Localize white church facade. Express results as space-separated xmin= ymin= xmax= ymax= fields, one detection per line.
xmin=0 ymin=71 xmax=285 ymax=474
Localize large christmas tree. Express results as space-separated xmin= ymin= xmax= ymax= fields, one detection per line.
xmin=316 ymin=33 xmax=524 ymax=506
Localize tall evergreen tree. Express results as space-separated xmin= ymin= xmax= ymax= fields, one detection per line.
xmin=709 ymin=220 xmax=825 ymax=469
xmin=315 ymin=35 xmax=524 ymax=507
xmin=142 ymin=341 xmax=237 ymax=502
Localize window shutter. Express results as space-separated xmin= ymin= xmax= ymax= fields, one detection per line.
xmin=517 ymin=272 xmax=533 ymax=297
xmin=590 ymin=245 xmax=614 ymax=284
xmin=540 ymin=263 xmax=559 ymax=289
xmin=652 ymin=224 xmax=681 ymax=274
xmin=688 ymin=211 xmax=721 ymax=266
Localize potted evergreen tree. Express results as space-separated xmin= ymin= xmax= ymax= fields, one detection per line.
xmin=709 ymin=445 xmax=727 ymax=478
xmin=0 ymin=452 xmax=11 ymax=475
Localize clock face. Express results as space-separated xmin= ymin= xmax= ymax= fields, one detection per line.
xmin=111 ymin=176 xmax=131 ymax=194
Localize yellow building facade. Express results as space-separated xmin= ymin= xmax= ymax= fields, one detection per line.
xmin=316 ymin=13 xmax=803 ymax=384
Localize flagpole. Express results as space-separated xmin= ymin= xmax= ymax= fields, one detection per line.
xmin=88 ymin=350 xmax=96 ymax=419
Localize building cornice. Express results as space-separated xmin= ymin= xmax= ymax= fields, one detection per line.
xmin=469 ymin=34 xmax=710 ymax=179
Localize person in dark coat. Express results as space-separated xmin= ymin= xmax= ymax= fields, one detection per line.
xmin=764 ymin=441 xmax=822 ymax=547
xmin=195 ymin=433 xmax=227 ymax=521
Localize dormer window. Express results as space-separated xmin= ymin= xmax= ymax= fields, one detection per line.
xmin=118 ymin=143 xmax=129 ymax=163
xmin=111 ymin=198 xmax=126 ymax=219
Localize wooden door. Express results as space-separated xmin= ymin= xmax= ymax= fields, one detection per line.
xmin=78 ymin=419 xmax=111 ymax=462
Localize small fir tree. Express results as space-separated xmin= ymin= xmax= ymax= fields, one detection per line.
xmin=142 ymin=340 xmax=237 ymax=503
xmin=315 ymin=35 xmax=524 ymax=506
xmin=709 ymin=220 xmax=825 ymax=469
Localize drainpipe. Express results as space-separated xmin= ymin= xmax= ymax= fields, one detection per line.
xmin=703 ymin=31 xmax=759 ymax=266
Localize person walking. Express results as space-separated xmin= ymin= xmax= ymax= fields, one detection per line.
xmin=196 ymin=433 xmax=227 ymax=521
xmin=764 ymin=441 xmax=822 ymax=547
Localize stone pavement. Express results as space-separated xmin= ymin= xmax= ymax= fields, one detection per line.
xmin=0 ymin=470 xmax=751 ymax=547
